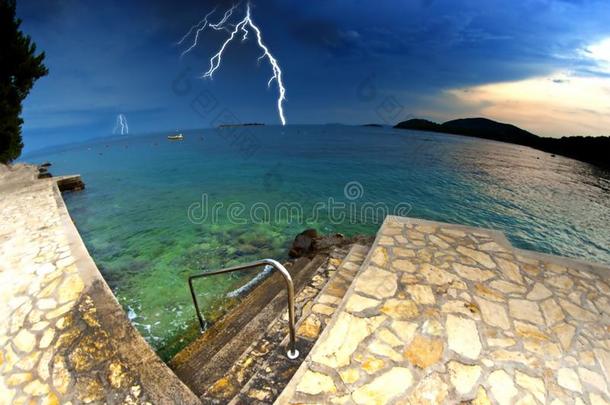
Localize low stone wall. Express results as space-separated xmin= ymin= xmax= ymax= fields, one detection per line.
xmin=0 ymin=165 xmax=200 ymax=404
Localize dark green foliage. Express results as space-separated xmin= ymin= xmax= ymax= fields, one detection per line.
xmin=395 ymin=117 xmax=610 ymax=170
xmin=395 ymin=119 xmax=442 ymax=132
xmin=0 ymin=0 xmax=48 ymax=163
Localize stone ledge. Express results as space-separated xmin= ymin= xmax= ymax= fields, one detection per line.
xmin=277 ymin=215 xmax=610 ymax=405
xmin=54 ymin=175 xmax=85 ymax=192
xmin=0 ymin=166 xmax=200 ymax=404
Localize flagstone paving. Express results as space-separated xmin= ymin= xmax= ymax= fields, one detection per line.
xmin=276 ymin=216 xmax=610 ymax=405
xmin=0 ymin=165 xmax=199 ymax=404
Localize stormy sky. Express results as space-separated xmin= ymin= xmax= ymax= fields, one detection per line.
xmin=17 ymin=0 xmax=610 ymax=153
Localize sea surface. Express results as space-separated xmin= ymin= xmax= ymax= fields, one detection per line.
xmin=23 ymin=125 xmax=610 ymax=360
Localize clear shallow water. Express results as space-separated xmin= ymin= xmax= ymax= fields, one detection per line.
xmin=23 ymin=125 xmax=610 ymax=359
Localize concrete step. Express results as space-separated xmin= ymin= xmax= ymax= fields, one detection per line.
xmin=169 ymin=255 xmax=321 ymax=397
xmin=220 ymin=244 xmax=371 ymax=404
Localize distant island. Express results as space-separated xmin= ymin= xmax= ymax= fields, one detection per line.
xmin=218 ymin=123 xmax=265 ymax=128
xmin=394 ymin=118 xmax=610 ymax=170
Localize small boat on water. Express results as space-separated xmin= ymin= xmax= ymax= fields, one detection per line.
xmin=167 ymin=133 xmax=184 ymax=141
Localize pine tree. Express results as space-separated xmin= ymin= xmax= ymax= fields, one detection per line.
xmin=0 ymin=0 xmax=48 ymax=163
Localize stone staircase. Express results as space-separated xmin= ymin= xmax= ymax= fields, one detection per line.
xmin=226 ymin=244 xmax=369 ymax=404
xmin=169 ymin=244 xmax=370 ymax=404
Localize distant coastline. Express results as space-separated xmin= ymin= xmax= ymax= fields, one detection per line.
xmin=394 ymin=118 xmax=610 ymax=170
xmin=218 ymin=123 xmax=265 ymax=128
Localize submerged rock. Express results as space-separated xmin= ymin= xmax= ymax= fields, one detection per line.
xmin=236 ymin=244 xmax=258 ymax=256
xmin=288 ymin=229 xmax=318 ymax=257
xmin=288 ymin=229 xmax=373 ymax=258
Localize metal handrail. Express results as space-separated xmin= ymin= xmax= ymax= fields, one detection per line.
xmin=188 ymin=258 xmax=300 ymax=359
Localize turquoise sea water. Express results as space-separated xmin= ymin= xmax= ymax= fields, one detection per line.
xmin=24 ymin=125 xmax=610 ymax=359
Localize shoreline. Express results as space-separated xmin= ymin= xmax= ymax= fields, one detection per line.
xmin=394 ymin=118 xmax=610 ymax=171
xmin=0 ymin=164 xmax=199 ymax=404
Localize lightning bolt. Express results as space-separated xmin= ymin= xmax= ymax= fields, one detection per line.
xmin=177 ymin=8 xmax=217 ymax=58
xmin=178 ymin=2 xmax=287 ymax=126
xmin=209 ymin=3 xmax=239 ymax=31
xmin=113 ymin=114 xmax=129 ymax=135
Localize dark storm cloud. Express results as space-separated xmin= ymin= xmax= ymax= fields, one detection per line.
xmin=16 ymin=0 xmax=71 ymax=21
xmin=14 ymin=0 xmax=610 ymax=152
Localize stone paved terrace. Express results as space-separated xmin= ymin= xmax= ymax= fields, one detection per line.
xmin=0 ymin=165 xmax=199 ymax=404
xmin=276 ymin=216 xmax=610 ymax=405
